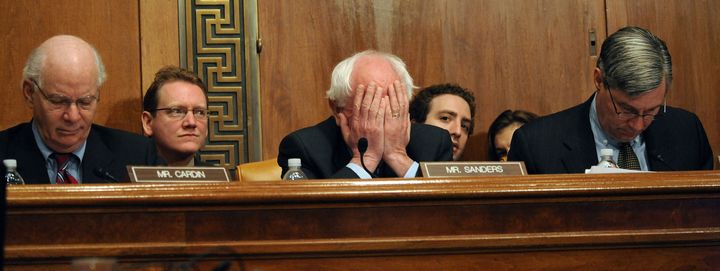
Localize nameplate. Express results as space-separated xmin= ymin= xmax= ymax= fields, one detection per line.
xmin=420 ymin=161 xmax=527 ymax=177
xmin=128 ymin=166 xmax=231 ymax=183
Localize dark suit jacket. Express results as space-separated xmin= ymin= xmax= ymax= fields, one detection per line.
xmin=508 ymin=96 xmax=713 ymax=174
xmin=278 ymin=117 xmax=453 ymax=179
xmin=0 ymin=122 xmax=161 ymax=183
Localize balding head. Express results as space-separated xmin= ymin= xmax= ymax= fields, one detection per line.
xmin=23 ymin=35 xmax=106 ymax=89
xmin=21 ymin=35 xmax=107 ymax=153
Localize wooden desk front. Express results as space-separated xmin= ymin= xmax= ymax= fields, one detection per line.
xmin=6 ymin=172 xmax=720 ymax=270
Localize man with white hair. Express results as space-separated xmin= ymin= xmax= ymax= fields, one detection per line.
xmin=278 ymin=50 xmax=452 ymax=179
xmin=0 ymin=35 xmax=160 ymax=183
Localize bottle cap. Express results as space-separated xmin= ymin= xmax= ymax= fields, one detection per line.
xmin=3 ymin=159 xmax=17 ymax=168
xmin=600 ymin=148 xmax=614 ymax=156
xmin=288 ymin=158 xmax=302 ymax=167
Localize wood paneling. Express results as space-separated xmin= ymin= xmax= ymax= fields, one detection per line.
xmin=258 ymin=0 xmax=605 ymax=161
xmin=0 ymin=0 xmax=142 ymax=133
xmin=139 ymin=0 xmax=180 ymax=96
xmin=258 ymin=0 xmax=379 ymax=160
xmin=6 ymin=172 xmax=720 ymax=270
xmin=606 ymin=0 xmax=720 ymax=167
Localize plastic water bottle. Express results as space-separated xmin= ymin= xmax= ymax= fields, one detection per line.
xmin=597 ymin=148 xmax=619 ymax=168
xmin=283 ymin=158 xmax=308 ymax=181
xmin=4 ymin=159 xmax=25 ymax=185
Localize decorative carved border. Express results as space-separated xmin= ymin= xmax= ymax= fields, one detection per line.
xmin=181 ymin=0 xmax=248 ymax=167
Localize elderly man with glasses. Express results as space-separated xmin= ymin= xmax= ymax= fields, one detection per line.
xmin=0 ymin=35 xmax=161 ymax=183
xmin=141 ymin=66 xmax=211 ymax=166
xmin=508 ymin=26 xmax=713 ymax=174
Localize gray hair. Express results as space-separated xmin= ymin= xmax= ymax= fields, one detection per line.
xmin=326 ymin=50 xmax=415 ymax=108
xmin=22 ymin=38 xmax=107 ymax=89
xmin=596 ymin=26 xmax=672 ymax=96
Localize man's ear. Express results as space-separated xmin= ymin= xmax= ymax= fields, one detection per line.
xmin=22 ymin=81 xmax=35 ymax=107
xmin=141 ymin=111 xmax=154 ymax=137
xmin=329 ymin=100 xmax=342 ymax=125
xmin=593 ymin=68 xmax=604 ymax=91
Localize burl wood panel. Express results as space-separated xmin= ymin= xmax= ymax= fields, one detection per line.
xmin=606 ymin=0 xmax=720 ymax=168
xmin=5 ymin=171 xmax=720 ymax=270
xmin=0 ymin=0 xmax=142 ymax=133
xmin=258 ymin=0 xmax=606 ymax=161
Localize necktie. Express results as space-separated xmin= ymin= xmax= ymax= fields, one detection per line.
xmin=617 ymin=143 xmax=641 ymax=170
xmin=52 ymin=153 xmax=79 ymax=184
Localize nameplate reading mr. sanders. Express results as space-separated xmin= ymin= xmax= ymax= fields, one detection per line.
xmin=128 ymin=166 xmax=230 ymax=183
xmin=420 ymin=161 xmax=527 ymax=177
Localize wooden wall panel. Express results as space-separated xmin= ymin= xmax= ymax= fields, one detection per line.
xmin=139 ymin=0 xmax=180 ymax=96
xmin=258 ymin=0 xmax=379 ymax=160
xmin=606 ymin=0 xmax=720 ymax=167
xmin=258 ymin=0 xmax=605 ymax=161
xmin=392 ymin=0 xmax=606 ymax=161
xmin=0 ymin=0 xmax=142 ymax=133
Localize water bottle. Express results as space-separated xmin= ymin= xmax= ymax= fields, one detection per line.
xmin=596 ymin=148 xmax=619 ymax=168
xmin=283 ymin=158 xmax=308 ymax=180
xmin=4 ymin=159 xmax=26 ymax=185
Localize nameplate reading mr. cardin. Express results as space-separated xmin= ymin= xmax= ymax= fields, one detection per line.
xmin=128 ymin=166 xmax=230 ymax=183
xmin=420 ymin=161 xmax=527 ymax=178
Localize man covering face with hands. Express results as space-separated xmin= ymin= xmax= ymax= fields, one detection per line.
xmin=278 ymin=50 xmax=452 ymax=179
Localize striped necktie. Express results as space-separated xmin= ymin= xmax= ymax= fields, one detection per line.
xmin=52 ymin=153 xmax=79 ymax=184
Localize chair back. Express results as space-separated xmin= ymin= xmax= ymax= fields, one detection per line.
xmin=236 ymin=158 xmax=282 ymax=182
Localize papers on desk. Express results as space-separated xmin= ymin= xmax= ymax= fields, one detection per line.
xmin=585 ymin=166 xmax=646 ymax=174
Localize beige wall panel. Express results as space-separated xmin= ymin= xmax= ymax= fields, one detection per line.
xmin=0 ymin=0 xmax=142 ymax=133
xmin=258 ymin=0 xmax=605 ymax=161
xmin=606 ymin=0 xmax=720 ymax=165
xmin=140 ymin=0 xmax=181 ymax=96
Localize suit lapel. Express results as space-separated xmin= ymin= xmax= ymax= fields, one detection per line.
xmin=320 ymin=117 xmax=353 ymax=174
xmin=9 ymin=123 xmax=52 ymax=184
xmin=81 ymin=126 xmax=114 ymax=183
xmin=559 ymin=97 xmax=600 ymax=173
xmin=643 ymin=121 xmax=674 ymax=171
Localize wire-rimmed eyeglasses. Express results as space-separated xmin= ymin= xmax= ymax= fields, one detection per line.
xmin=152 ymin=107 xmax=210 ymax=120
xmin=30 ymin=80 xmax=98 ymax=111
xmin=607 ymin=88 xmax=666 ymax=121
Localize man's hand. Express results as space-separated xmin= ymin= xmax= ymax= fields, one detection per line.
xmin=337 ymin=83 xmax=387 ymax=172
xmin=382 ymin=80 xmax=413 ymax=175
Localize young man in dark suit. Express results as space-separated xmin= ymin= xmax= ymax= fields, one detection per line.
xmin=0 ymin=35 xmax=160 ymax=183
xmin=508 ymin=26 xmax=713 ymax=174
xmin=278 ymin=50 xmax=453 ymax=179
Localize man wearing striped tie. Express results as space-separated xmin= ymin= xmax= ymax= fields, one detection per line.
xmin=508 ymin=26 xmax=713 ymax=174
xmin=0 ymin=35 xmax=161 ymax=183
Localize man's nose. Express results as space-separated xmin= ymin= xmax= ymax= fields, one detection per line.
xmin=183 ymin=112 xmax=198 ymax=127
xmin=449 ymin=121 xmax=462 ymax=138
xmin=627 ymin=116 xmax=646 ymax=131
xmin=62 ymin=103 xmax=82 ymax=122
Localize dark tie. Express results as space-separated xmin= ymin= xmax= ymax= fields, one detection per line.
xmin=52 ymin=153 xmax=79 ymax=184
xmin=617 ymin=143 xmax=641 ymax=170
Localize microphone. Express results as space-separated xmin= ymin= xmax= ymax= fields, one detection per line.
xmin=357 ymin=138 xmax=377 ymax=178
xmin=93 ymin=167 xmax=118 ymax=183
xmin=650 ymin=152 xmax=676 ymax=171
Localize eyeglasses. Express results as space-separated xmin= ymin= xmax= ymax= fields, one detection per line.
xmin=153 ymin=107 xmax=209 ymax=120
xmin=30 ymin=80 xmax=98 ymax=111
xmin=606 ymin=88 xmax=666 ymax=121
